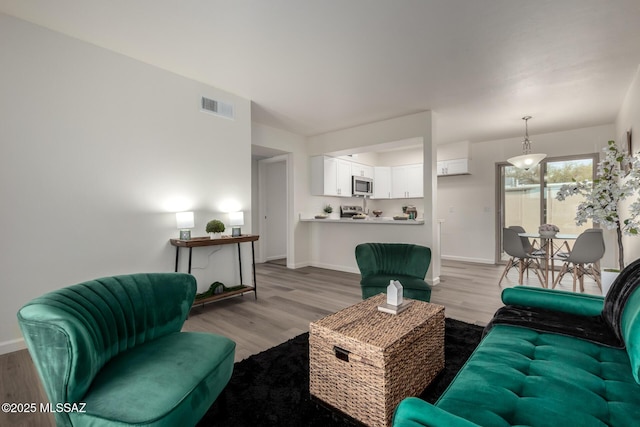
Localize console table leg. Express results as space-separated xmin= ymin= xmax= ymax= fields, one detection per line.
xmin=251 ymin=241 xmax=257 ymax=300
xmin=188 ymin=248 xmax=193 ymax=274
xmin=237 ymin=242 xmax=243 ymax=285
xmin=175 ymin=247 xmax=180 ymax=272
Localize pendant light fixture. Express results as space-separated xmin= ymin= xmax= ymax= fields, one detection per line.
xmin=507 ymin=116 xmax=546 ymax=170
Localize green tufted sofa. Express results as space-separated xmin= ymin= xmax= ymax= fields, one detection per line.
xmin=355 ymin=243 xmax=432 ymax=302
xmin=393 ymin=258 xmax=640 ymax=427
xmin=17 ymin=273 xmax=235 ymax=427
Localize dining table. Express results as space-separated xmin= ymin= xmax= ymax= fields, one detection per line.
xmin=518 ymin=232 xmax=579 ymax=287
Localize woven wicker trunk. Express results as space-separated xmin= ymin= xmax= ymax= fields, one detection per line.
xmin=309 ymin=294 xmax=445 ymax=427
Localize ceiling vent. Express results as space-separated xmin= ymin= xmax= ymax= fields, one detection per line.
xmin=200 ymin=96 xmax=234 ymax=119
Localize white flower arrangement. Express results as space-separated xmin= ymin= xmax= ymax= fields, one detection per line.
xmin=556 ymin=140 xmax=640 ymax=269
xmin=539 ymin=224 xmax=560 ymax=233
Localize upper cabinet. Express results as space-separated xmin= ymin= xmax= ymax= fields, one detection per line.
xmin=437 ymin=158 xmax=470 ymax=176
xmin=351 ymin=163 xmax=374 ymax=179
xmin=391 ymin=164 xmax=423 ymax=199
xmin=311 ymin=156 xmax=425 ymax=199
xmin=373 ymin=166 xmax=391 ymax=199
xmin=311 ymin=156 xmax=352 ymax=197
xmin=437 ymin=141 xmax=471 ymax=177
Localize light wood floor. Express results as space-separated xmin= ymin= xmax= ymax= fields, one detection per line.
xmin=0 ymin=259 xmax=601 ymax=427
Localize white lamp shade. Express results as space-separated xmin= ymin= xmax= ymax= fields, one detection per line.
xmin=229 ymin=211 xmax=244 ymax=226
xmin=176 ymin=211 xmax=195 ymax=229
xmin=507 ymin=153 xmax=547 ymax=170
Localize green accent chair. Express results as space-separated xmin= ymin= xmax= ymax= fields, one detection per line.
xmin=355 ymin=243 xmax=432 ymax=302
xmin=17 ymin=273 xmax=235 ymax=427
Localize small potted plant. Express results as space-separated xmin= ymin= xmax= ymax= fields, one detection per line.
xmin=206 ymin=219 xmax=225 ymax=239
xmin=323 ymin=204 xmax=333 ymax=215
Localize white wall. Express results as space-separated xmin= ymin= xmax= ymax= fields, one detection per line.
xmin=378 ymin=147 xmax=424 ymax=166
xmin=438 ymin=124 xmax=615 ymax=264
xmin=0 ymin=14 xmax=252 ymax=353
xmin=616 ymin=65 xmax=640 ymax=267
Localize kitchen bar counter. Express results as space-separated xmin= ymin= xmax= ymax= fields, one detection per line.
xmin=300 ymin=217 xmax=424 ymax=225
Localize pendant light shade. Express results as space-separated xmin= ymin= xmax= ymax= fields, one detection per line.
xmin=507 ymin=116 xmax=546 ymax=170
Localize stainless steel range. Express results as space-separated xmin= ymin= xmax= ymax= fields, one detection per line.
xmin=340 ymin=205 xmax=364 ymax=218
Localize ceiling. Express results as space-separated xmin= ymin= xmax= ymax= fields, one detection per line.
xmin=2 ymin=0 xmax=640 ymax=144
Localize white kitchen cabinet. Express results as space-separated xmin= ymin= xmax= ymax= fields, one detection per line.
xmin=311 ymin=156 xmax=353 ymax=197
xmin=406 ymin=164 xmax=423 ymax=197
xmin=351 ymin=163 xmax=374 ymax=179
xmin=391 ymin=164 xmax=423 ymax=198
xmin=373 ymin=166 xmax=391 ymax=199
xmin=437 ymin=158 xmax=470 ymax=176
xmin=336 ymin=159 xmax=352 ymax=196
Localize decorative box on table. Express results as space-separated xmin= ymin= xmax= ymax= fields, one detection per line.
xmin=309 ymin=293 xmax=445 ymax=427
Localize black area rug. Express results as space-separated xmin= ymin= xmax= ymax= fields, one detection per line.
xmin=197 ymin=318 xmax=483 ymax=427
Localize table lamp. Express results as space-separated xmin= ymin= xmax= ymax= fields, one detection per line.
xmin=176 ymin=211 xmax=195 ymax=240
xmin=229 ymin=211 xmax=244 ymax=237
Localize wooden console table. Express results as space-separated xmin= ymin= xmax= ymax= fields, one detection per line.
xmin=170 ymin=235 xmax=259 ymax=306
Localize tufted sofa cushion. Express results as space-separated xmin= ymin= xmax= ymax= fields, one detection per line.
xmin=433 ymin=325 xmax=640 ymax=426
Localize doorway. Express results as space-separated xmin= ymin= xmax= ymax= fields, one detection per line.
xmin=257 ymin=155 xmax=289 ymax=265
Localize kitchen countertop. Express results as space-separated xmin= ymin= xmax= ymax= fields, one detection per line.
xmin=300 ymin=216 xmax=424 ymax=225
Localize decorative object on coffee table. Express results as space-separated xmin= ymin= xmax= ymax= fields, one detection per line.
xmin=378 ymin=280 xmax=412 ymax=314
xmin=309 ymin=294 xmax=445 ymax=427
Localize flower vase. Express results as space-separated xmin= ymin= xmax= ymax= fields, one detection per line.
xmin=209 ymin=232 xmax=222 ymax=240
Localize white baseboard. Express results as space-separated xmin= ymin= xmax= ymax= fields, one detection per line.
xmin=265 ymin=254 xmax=286 ymax=261
xmin=309 ymin=262 xmax=360 ymax=275
xmin=427 ymin=276 xmax=441 ymax=286
xmin=288 ymin=261 xmax=311 ymax=269
xmin=0 ymin=337 xmax=26 ymax=355
xmin=441 ymin=255 xmax=495 ymax=265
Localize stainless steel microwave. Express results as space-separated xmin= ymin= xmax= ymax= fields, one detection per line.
xmin=352 ymin=175 xmax=373 ymax=196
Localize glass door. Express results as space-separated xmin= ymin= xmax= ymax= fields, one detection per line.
xmin=496 ymin=154 xmax=597 ymax=261
xmin=545 ymin=158 xmax=596 ymax=234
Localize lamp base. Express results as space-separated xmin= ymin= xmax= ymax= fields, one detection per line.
xmin=232 ymin=227 xmax=241 ymax=237
xmin=179 ymin=230 xmax=191 ymax=240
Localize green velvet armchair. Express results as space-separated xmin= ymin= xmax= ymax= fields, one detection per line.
xmin=17 ymin=273 xmax=235 ymax=427
xmin=355 ymin=243 xmax=432 ymax=302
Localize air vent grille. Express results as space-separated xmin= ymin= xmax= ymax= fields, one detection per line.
xmin=200 ymin=96 xmax=234 ymax=119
